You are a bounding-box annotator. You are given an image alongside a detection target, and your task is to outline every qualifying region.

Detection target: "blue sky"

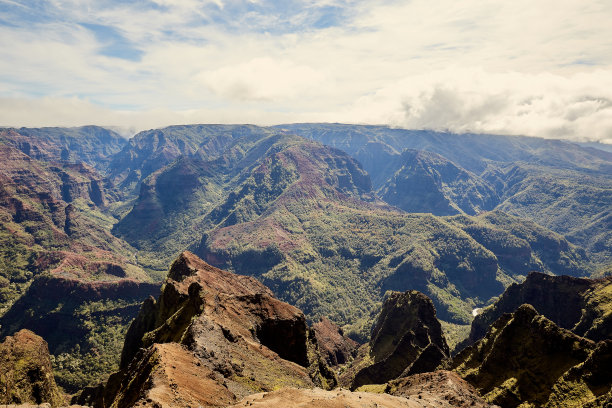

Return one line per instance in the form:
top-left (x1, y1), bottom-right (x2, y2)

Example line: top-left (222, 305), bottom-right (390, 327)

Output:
top-left (0, 0), bottom-right (611, 142)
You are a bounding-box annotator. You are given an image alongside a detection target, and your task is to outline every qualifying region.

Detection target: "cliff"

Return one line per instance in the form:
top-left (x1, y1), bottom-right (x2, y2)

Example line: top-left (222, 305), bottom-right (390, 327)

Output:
top-left (76, 251), bottom-right (336, 408)
top-left (0, 329), bottom-right (64, 407)
top-left (340, 290), bottom-right (450, 389)
top-left (463, 272), bottom-right (612, 348)
top-left (452, 304), bottom-right (611, 407)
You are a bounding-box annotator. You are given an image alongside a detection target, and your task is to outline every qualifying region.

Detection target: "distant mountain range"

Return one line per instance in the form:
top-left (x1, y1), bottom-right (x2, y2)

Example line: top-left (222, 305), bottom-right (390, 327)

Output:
top-left (0, 123), bottom-right (610, 391)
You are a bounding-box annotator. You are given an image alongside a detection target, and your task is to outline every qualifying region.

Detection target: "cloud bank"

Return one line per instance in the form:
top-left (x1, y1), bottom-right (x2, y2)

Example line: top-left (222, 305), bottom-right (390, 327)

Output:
top-left (0, 0), bottom-right (611, 142)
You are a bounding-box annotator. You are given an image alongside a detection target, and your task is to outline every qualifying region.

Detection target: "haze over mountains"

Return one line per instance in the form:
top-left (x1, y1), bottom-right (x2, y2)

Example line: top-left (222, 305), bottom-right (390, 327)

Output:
top-left (0, 123), bottom-right (610, 406)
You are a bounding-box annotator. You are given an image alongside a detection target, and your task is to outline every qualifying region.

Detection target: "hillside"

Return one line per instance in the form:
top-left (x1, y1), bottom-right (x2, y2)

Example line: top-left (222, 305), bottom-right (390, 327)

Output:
top-left (0, 144), bottom-right (149, 314)
top-left (0, 123), bottom-right (609, 393)
top-left (189, 135), bottom-right (589, 337)
top-left (0, 126), bottom-right (126, 172)
top-left (276, 123), bottom-right (612, 265)
top-left (452, 304), bottom-right (611, 407)
top-left (463, 272), bottom-right (612, 348)
top-left (379, 149), bottom-right (498, 215)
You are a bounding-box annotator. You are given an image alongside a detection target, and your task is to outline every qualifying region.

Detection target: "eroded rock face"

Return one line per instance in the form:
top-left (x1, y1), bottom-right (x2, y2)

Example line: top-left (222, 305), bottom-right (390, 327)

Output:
top-left (452, 304), bottom-right (612, 408)
top-left (0, 330), bottom-right (64, 407)
top-left (83, 251), bottom-right (335, 408)
top-left (341, 290), bottom-right (450, 389)
top-left (386, 370), bottom-right (496, 408)
top-left (462, 272), bottom-right (612, 349)
top-left (312, 316), bottom-right (358, 367)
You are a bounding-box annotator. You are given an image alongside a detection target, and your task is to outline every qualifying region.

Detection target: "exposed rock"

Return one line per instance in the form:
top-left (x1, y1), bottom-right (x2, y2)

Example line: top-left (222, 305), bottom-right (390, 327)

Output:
top-left (0, 330), bottom-right (64, 407)
top-left (312, 316), bottom-right (358, 366)
top-left (386, 370), bottom-right (496, 408)
top-left (461, 272), bottom-right (612, 349)
top-left (341, 290), bottom-right (450, 389)
top-left (229, 387), bottom-right (429, 408)
top-left (94, 342), bottom-right (236, 408)
top-left (452, 304), bottom-right (611, 407)
top-left (83, 251), bottom-right (336, 408)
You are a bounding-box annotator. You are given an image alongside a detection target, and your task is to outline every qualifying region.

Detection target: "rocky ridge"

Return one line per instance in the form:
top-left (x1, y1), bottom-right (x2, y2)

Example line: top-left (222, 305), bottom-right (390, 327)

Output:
top-left (452, 304), bottom-right (612, 407)
top-left (339, 290), bottom-right (450, 389)
top-left (76, 251), bottom-right (337, 408)
top-left (463, 272), bottom-right (612, 348)
top-left (73, 252), bottom-right (501, 408)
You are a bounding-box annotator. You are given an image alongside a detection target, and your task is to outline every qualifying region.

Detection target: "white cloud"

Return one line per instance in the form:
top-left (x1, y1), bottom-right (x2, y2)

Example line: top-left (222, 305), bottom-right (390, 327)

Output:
top-left (0, 0), bottom-right (611, 142)
top-left (342, 68), bottom-right (612, 142)
top-left (196, 57), bottom-right (327, 101)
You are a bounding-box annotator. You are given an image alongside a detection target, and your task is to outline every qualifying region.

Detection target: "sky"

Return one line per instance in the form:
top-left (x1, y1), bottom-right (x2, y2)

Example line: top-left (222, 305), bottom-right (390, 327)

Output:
top-left (0, 0), bottom-right (611, 142)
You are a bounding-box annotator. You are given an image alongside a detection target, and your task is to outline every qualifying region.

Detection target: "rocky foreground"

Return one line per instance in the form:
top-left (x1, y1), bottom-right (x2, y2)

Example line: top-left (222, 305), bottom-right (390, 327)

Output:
top-left (2, 252), bottom-right (611, 408)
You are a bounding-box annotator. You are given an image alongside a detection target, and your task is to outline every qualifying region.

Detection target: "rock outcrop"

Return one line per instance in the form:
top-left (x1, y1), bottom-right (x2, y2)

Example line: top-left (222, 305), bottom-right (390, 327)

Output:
top-left (228, 386), bottom-right (451, 408)
top-left (452, 304), bottom-right (612, 407)
top-left (462, 272), bottom-right (612, 348)
top-left (77, 251), bottom-right (336, 408)
top-left (0, 330), bottom-right (64, 407)
top-left (340, 290), bottom-right (450, 389)
top-left (312, 316), bottom-right (358, 367)
top-left (386, 370), bottom-right (495, 408)
top-left (227, 370), bottom-right (497, 408)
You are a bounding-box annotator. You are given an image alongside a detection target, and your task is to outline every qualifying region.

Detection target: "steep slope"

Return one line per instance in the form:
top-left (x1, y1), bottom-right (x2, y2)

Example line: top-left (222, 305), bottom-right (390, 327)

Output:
top-left (312, 317), bottom-right (358, 367)
top-left (379, 149), bottom-right (498, 215)
top-left (0, 144), bottom-right (148, 314)
top-left (452, 304), bottom-right (611, 407)
top-left (196, 138), bottom-right (589, 334)
top-left (107, 124), bottom-right (277, 194)
top-left (486, 163), bottom-right (612, 263)
top-left (0, 276), bottom-right (160, 392)
top-left (463, 272), bottom-right (612, 347)
top-left (77, 251), bottom-right (336, 408)
top-left (447, 211), bottom-right (591, 281)
top-left (275, 123), bottom-right (612, 264)
top-left (340, 291), bottom-right (450, 389)
top-left (0, 133), bottom-right (165, 392)
top-left (0, 329), bottom-right (65, 407)
top-left (112, 133), bottom-right (317, 271)
top-left (0, 126), bottom-right (126, 172)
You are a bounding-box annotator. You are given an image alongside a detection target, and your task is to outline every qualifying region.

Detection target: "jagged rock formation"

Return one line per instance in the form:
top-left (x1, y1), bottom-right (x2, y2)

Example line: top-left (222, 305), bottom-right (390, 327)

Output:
top-left (462, 272), bottom-right (612, 348)
top-left (340, 291), bottom-right (450, 389)
top-left (386, 370), bottom-right (495, 408)
top-left (0, 329), bottom-right (64, 407)
top-left (379, 149), bottom-right (498, 215)
top-left (312, 316), bottom-right (358, 367)
top-left (76, 251), bottom-right (336, 408)
top-left (452, 304), bottom-right (612, 407)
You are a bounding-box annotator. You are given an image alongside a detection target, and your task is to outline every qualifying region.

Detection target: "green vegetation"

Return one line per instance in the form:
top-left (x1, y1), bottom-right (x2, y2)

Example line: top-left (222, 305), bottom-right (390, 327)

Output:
top-left (0, 123), bottom-right (609, 397)
top-left (0, 276), bottom-right (157, 393)
top-left (50, 298), bottom-right (137, 391)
